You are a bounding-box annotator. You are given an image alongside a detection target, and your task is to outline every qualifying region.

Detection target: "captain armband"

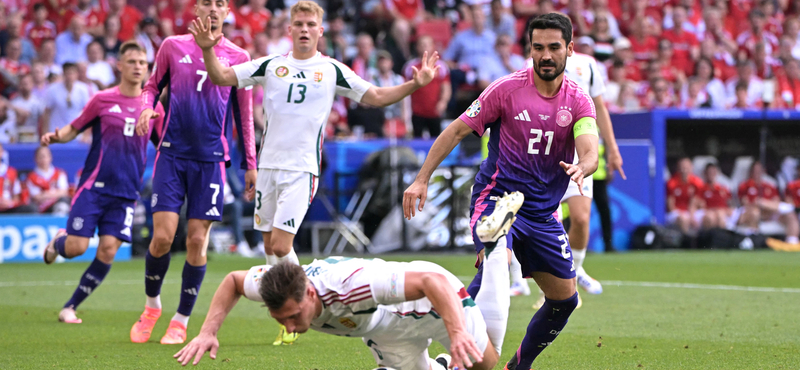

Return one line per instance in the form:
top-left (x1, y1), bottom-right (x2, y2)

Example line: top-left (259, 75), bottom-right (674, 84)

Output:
top-left (573, 117), bottom-right (598, 139)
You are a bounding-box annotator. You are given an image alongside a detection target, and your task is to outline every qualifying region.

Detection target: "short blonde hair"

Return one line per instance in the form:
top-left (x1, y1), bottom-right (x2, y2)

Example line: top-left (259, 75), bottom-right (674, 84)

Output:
top-left (290, 1), bottom-right (325, 22)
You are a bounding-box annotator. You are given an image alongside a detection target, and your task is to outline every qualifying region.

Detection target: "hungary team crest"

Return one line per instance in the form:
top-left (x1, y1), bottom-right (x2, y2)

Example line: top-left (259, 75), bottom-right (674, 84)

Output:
top-left (276, 66), bottom-right (289, 77)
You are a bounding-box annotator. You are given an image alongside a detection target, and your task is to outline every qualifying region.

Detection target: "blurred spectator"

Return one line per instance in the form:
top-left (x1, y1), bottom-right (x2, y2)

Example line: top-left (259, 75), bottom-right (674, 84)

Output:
top-left (0, 38), bottom-right (31, 95)
top-left (612, 37), bottom-right (639, 81)
top-left (736, 161), bottom-right (800, 245)
top-left (403, 35), bottom-right (451, 138)
top-left (265, 18), bottom-right (292, 56)
top-left (25, 146), bottom-right (70, 214)
top-left (0, 142), bottom-right (34, 213)
top-left (443, 5), bottom-right (497, 74)
top-left (487, 0), bottom-right (517, 41)
top-left (627, 17), bottom-right (658, 64)
top-left (725, 60), bottom-right (765, 108)
top-left (663, 0), bottom-right (704, 39)
top-left (61, 0), bottom-right (106, 36)
top-left (30, 62), bottom-right (49, 98)
top-left (55, 15), bottom-right (93, 66)
top-left (85, 41), bottom-right (116, 90)
top-left (98, 16), bottom-right (123, 62)
top-left (384, 0), bottom-right (424, 59)
top-left (0, 98), bottom-right (17, 143)
top-left (687, 58), bottom-right (727, 109)
top-left (731, 80), bottom-right (762, 108)
top-left (588, 11), bottom-right (615, 62)
top-left (609, 81), bottom-right (643, 112)
top-left (160, 0), bottom-right (195, 37)
top-left (662, 6), bottom-right (700, 76)
top-left (565, 0), bottom-right (590, 37)
top-left (1, 15), bottom-right (37, 65)
top-left (604, 59), bottom-right (627, 104)
top-left (777, 34), bottom-right (800, 65)
top-left (373, 51), bottom-right (408, 138)
top-left (654, 38), bottom-right (686, 85)
top-left (696, 162), bottom-right (732, 230)
top-left (135, 17), bottom-right (161, 64)
top-left (237, 0), bottom-right (272, 36)
top-left (753, 42), bottom-right (781, 79)
top-left (620, 0), bottom-right (662, 36)
top-left (24, 4), bottom-right (58, 49)
top-left (680, 76), bottom-right (712, 108)
top-left (666, 157), bottom-right (703, 234)
top-left (37, 39), bottom-right (63, 78)
top-left (776, 58), bottom-right (800, 109)
top-left (222, 17), bottom-right (253, 52)
top-left (105, 0), bottom-right (143, 42)
top-left (737, 9), bottom-right (779, 57)
top-left (348, 33), bottom-right (378, 80)
top-left (477, 34), bottom-right (525, 89)
top-left (324, 14), bottom-right (351, 61)
top-left (699, 37), bottom-right (737, 82)
top-left (701, 6), bottom-right (737, 54)
top-left (347, 34), bottom-right (382, 137)
top-left (587, 0), bottom-right (623, 38)
top-left (759, 0), bottom-right (783, 36)
top-left (10, 74), bottom-right (45, 142)
top-left (574, 35), bottom-right (595, 56)
top-left (785, 162), bottom-right (800, 212)
top-left (645, 77), bottom-right (677, 108)
top-left (42, 63), bottom-right (91, 135)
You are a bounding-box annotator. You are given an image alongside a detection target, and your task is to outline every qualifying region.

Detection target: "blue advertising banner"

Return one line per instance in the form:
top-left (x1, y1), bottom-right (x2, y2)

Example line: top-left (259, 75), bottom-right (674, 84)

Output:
top-left (0, 215), bottom-right (131, 264)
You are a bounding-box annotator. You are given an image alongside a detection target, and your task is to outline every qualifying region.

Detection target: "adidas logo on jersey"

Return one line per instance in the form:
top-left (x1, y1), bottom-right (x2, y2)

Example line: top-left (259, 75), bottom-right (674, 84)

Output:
top-left (293, 71), bottom-right (306, 79)
top-left (283, 218), bottom-right (296, 228)
top-left (514, 109), bottom-right (531, 121)
top-left (205, 207), bottom-right (220, 217)
top-left (179, 55), bottom-right (193, 64)
top-left (109, 104), bottom-right (122, 113)
top-left (183, 288), bottom-right (198, 296)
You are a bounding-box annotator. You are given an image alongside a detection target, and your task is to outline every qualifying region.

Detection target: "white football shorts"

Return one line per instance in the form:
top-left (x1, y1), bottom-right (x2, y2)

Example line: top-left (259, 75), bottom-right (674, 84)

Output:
top-left (254, 168), bottom-right (318, 234)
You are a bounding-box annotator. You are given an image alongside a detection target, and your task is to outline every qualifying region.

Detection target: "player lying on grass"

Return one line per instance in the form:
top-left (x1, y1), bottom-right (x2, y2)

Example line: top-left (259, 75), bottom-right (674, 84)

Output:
top-left (175, 192), bottom-right (524, 369)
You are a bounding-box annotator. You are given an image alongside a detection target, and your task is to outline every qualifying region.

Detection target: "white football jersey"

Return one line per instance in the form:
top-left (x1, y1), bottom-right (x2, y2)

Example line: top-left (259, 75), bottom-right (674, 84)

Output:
top-left (526, 52), bottom-right (605, 98)
top-left (233, 52), bottom-right (373, 176)
top-left (242, 257), bottom-right (473, 339)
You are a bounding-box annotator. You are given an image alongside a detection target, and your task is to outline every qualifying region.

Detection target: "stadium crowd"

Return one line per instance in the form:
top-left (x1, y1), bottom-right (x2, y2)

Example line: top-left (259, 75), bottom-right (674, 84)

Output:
top-left (2, 0), bottom-right (800, 237)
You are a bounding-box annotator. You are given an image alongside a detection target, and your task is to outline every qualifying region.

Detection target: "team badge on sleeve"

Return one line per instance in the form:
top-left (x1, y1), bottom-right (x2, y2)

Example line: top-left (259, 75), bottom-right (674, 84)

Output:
top-left (276, 66), bottom-right (289, 77)
top-left (466, 99), bottom-right (481, 117)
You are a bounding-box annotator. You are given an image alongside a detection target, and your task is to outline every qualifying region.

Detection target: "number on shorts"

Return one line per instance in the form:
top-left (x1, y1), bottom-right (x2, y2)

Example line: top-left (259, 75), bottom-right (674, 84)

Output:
top-left (123, 117), bottom-right (135, 137)
top-left (210, 183), bottom-right (220, 205)
top-left (124, 207), bottom-right (134, 227)
top-left (255, 190), bottom-right (262, 210)
top-left (558, 234), bottom-right (570, 259)
top-left (366, 339), bottom-right (384, 360)
top-left (196, 70), bottom-right (208, 92)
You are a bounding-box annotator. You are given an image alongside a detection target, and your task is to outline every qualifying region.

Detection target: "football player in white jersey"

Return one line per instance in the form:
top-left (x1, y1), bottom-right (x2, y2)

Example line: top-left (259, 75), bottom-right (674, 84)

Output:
top-left (190, 1), bottom-right (440, 344)
top-left (174, 194), bottom-right (524, 369)
top-left (514, 52), bottom-right (625, 307)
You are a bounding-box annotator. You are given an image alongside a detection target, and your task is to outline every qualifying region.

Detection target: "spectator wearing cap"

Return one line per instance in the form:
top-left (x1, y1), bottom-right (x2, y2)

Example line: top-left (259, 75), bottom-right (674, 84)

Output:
top-left (97, 16), bottom-right (123, 62)
top-left (487, 0), bottom-right (517, 41)
top-left (612, 37), bottom-right (642, 82)
top-left (662, 5), bottom-right (700, 76)
top-left (60, 0), bottom-right (106, 37)
top-left (41, 63), bottom-right (91, 135)
top-left (478, 34), bottom-right (526, 89)
top-left (24, 4), bottom-right (58, 49)
top-left (10, 74), bottom-right (45, 142)
top-left (588, 11), bottom-right (615, 62)
top-left (135, 17), bottom-right (162, 64)
top-left (85, 40), bottom-right (115, 90)
top-left (737, 9), bottom-right (779, 57)
top-left (161, 0), bottom-right (196, 37)
top-left (403, 35), bottom-right (451, 138)
top-left (725, 60), bottom-right (765, 108)
top-left (54, 15), bottom-right (93, 66)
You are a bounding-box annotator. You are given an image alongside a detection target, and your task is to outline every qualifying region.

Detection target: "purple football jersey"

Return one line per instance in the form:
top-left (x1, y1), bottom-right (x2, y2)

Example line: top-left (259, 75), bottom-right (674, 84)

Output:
top-left (141, 34), bottom-right (257, 170)
top-left (71, 86), bottom-right (165, 200)
top-left (460, 68), bottom-right (596, 219)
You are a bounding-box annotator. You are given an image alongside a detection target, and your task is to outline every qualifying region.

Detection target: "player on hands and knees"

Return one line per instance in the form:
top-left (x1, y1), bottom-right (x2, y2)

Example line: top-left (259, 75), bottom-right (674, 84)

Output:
top-left (190, 0), bottom-right (440, 344)
top-left (130, 0), bottom-right (257, 345)
top-left (403, 13), bottom-right (599, 369)
top-left (42, 41), bottom-right (164, 324)
top-left (517, 37), bottom-right (626, 308)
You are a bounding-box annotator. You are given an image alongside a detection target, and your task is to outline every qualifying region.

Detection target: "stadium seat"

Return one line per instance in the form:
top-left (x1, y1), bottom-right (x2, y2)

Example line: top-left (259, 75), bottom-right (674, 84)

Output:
top-left (730, 156), bottom-right (755, 194)
top-left (415, 19), bottom-right (453, 49)
top-left (692, 155), bottom-right (719, 177)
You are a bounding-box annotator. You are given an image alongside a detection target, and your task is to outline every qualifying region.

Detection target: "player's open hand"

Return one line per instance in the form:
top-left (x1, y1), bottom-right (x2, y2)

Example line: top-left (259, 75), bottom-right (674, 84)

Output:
top-left (243, 169), bottom-right (257, 202)
top-left (448, 329), bottom-right (483, 369)
top-left (411, 51), bottom-right (440, 88)
top-left (174, 332), bottom-right (219, 366)
top-left (560, 161), bottom-right (585, 196)
top-left (403, 180), bottom-right (428, 220)
top-left (40, 128), bottom-right (61, 146)
top-left (189, 16), bottom-right (223, 51)
top-left (136, 108), bottom-right (159, 136)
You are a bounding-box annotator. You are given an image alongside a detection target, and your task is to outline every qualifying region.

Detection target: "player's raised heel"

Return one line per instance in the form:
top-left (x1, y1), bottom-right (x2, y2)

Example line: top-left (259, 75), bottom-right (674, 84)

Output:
top-left (130, 306), bottom-right (161, 343)
top-left (58, 307), bottom-right (82, 324)
top-left (43, 229), bottom-right (66, 265)
top-left (160, 320), bottom-right (187, 344)
top-left (476, 192), bottom-right (524, 244)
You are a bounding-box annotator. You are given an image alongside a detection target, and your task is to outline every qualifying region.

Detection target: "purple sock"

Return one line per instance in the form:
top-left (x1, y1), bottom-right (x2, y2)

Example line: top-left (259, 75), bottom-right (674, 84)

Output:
top-left (466, 262), bottom-right (483, 299)
top-left (177, 261), bottom-right (206, 316)
top-left (64, 258), bottom-right (111, 309)
top-left (514, 292), bottom-right (579, 369)
top-left (144, 250), bottom-right (171, 297)
top-left (54, 235), bottom-right (68, 258)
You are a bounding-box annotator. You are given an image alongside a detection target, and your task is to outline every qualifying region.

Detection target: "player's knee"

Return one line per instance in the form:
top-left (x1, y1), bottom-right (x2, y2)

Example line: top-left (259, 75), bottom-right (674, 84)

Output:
top-left (150, 232), bottom-right (174, 253)
top-left (65, 236), bottom-right (90, 257)
top-left (570, 210), bottom-right (590, 229)
top-left (186, 231), bottom-right (207, 249)
top-left (96, 243), bottom-right (119, 263)
top-left (271, 242), bottom-right (292, 257)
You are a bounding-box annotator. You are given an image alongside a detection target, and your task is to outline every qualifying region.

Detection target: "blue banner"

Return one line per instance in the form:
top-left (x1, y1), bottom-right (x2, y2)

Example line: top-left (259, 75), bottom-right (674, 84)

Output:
top-left (0, 215), bottom-right (131, 264)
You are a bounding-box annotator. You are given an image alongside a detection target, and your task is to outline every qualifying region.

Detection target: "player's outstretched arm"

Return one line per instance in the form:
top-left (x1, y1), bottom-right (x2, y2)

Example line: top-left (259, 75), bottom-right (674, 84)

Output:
top-left (591, 95), bottom-right (625, 180)
top-left (361, 51), bottom-right (440, 107)
top-left (189, 17), bottom-right (238, 87)
top-left (174, 270), bottom-right (247, 366)
top-left (40, 125), bottom-right (78, 146)
top-left (404, 271), bottom-right (483, 369)
top-left (403, 118), bottom-right (473, 219)
top-left (560, 120), bottom-right (599, 196)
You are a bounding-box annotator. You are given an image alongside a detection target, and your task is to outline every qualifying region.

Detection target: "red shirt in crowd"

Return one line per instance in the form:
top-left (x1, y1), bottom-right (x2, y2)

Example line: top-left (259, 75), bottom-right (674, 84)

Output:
top-left (629, 35), bottom-right (658, 62)
top-left (161, 6), bottom-right (196, 36)
top-left (60, 6), bottom-right (106, 32)
top-left (384, 0), bottom-right (423, 20)
top-left (403, 58), bottom-right (449, 119)
top-left (24, 21), bottom-right (58, 48)
top-left (25, 166), bottom-right (69, 213)
top-left (236, 5), bottom-right (271, 35)
top-left (777, 75), bottom-right (800, 109)
top-left (698, 182), bottom-right (731, 209)
top-left (667, 174), bottom-right (703, 211)
top-left (0, 58), bottom-right (31, 92)
top-left (0, 166), bottom-right (24, 211)
top-left (738, 179), bottom-right (779, 204)
top-left (662, 29), bottom-right (699, 76)
top-left (785, 179), bottom-right (800, 207)
top-left (112, 5), bottom-right (143, 42)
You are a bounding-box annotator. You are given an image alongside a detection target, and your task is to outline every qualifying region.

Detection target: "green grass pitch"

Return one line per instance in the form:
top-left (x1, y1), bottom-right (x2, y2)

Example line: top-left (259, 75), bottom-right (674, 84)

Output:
top-left (2, 251), bottom-right (799, 369)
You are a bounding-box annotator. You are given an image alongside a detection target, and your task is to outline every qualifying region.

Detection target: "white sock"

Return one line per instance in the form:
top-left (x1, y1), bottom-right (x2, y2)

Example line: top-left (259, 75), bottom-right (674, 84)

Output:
top-left (146, 295), bottom-right (161, 309)
top-left (276, 248), bottom-right (299, 265)
top-left (787, 236), bottom-right (799, 244)
top-left (474, 238), bottom-right (510, 356)
top-left (171, 313), bottom-right (189, 326)
top-left (572, 247), bottom-right (587, 272)
top-left (265, 254), bottom-right (277, 266)
top-left (509, 253), bottom-right (524, 285)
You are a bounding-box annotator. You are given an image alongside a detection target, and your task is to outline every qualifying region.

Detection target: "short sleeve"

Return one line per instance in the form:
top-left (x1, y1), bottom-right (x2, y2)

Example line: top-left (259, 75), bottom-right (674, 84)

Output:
top-left (242, 265), bottom-right (271, 302)
top-left (458, 81), bottom-right (503, 137)
top-left (331, 60), bottom-right (373, 102)
top-left (69, 94), bottom-right (100, 132)
top-left (233, 55), bottom-right (272, 89)
top-left (588, 58), bottom-right (606, 98)
top-left (573, 88), bottom-right (597, 122)
top-left (367, 262), bottom-right (407, 305)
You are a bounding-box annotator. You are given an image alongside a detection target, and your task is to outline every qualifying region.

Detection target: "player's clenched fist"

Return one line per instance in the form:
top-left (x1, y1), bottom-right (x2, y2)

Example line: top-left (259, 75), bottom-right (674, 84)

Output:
top-left (403, 181), bottom-right (428, 220)
top-left (136, 108), bottom-right (159, 136)
top-left (174, 332), bottom-right (219, 366)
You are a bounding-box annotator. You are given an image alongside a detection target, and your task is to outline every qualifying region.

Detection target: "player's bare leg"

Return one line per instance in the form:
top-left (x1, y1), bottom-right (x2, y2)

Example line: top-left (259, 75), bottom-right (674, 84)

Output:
top-left (260, 231), bottom-right (276, 264)
top-left (131, 211), bottom-right (179, 343)
top-left (57, 235), bottom-right (121, 324)
top-left (436, 336), bottom-right (500, 370)
top-left (264, 228), bottom-right (301, 345)
top-left (566, 196), bottom-right (602, 297)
